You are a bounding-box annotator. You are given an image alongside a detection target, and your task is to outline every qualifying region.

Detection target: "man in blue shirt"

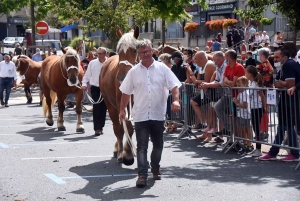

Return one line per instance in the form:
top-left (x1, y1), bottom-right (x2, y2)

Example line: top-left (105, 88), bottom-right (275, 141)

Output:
top-left (212, 39), bottom-right (221, 52)
top-left (32, 48), bottom-right (43, 62)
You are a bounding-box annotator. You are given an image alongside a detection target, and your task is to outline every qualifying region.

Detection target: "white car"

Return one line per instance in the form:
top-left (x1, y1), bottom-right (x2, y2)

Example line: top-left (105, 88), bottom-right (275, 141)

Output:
top-left (35, 40), bottom-right (63, 55)
top-left (3, 37), bottom-right (17, 47)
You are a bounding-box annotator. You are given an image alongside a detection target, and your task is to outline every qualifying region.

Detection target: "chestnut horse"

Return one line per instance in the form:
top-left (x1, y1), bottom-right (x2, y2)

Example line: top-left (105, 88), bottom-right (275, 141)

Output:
top-left (13, 55), bottom-right (42, 103)
top-left (41, 48), bottom-right (85, 132)
top-left (100, 27), bottom-right (139, 165)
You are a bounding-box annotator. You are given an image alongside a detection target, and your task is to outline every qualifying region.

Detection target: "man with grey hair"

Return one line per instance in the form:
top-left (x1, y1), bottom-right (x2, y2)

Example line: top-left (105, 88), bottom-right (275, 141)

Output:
top-left (32, 48), bottom-right (43, 62)
top-left (119, 39), bottom-right (181, 187)
top-left (82, 47), bottom-right (107, 136)
top-left (0, 54), bottom-right (18, 107)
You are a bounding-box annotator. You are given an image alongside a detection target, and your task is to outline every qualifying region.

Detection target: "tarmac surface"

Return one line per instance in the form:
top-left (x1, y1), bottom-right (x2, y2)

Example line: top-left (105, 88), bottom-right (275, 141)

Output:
top-left (0, 88), bottom-right (300, 201)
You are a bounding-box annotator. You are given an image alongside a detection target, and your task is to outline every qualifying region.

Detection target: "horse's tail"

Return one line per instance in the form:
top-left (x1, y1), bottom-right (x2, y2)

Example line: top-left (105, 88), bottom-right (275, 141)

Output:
top-left (43, 90), bottom-right (57, 117)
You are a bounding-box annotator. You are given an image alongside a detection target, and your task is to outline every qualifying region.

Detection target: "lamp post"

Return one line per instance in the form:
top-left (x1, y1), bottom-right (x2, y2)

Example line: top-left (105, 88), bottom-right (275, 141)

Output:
top-left (286, 24), bottom-right (289, 41)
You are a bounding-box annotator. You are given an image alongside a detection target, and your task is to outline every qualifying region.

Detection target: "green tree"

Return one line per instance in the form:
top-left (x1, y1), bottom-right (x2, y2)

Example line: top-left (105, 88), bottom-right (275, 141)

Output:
top-left (235, 0), bottom-right (300, 43)
top-left (141, 0), bottom-right (207, 44)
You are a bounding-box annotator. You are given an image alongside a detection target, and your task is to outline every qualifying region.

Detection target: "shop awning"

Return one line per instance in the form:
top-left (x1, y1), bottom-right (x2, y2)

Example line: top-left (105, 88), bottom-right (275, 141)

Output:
top-left (60, 24), bottom-right (78, 32)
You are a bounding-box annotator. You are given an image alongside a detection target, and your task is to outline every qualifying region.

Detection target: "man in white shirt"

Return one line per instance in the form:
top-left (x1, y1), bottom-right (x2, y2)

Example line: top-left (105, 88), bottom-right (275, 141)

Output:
top-left (119, 39), bottom-right (181, 187)
top-left (0, 55), bottom-right (17, 107)
top-left (32, 48), bottom-right (43, 62)
top-left (81, 47), bottom-right (107, 136)
top-left (261, 31), bottom-right (270, 47)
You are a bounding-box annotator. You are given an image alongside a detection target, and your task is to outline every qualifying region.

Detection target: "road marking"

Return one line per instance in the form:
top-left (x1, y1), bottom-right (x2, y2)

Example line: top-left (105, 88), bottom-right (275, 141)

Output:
top-left (44, 174), bottom-right (66, 184)
top-left (0, 141), bottom-right (89, 148)
top-left (22, 155), bottom-right (113, 160)
top-left (0, 143), bottom-right (9, 148)
top-left (0, 124), bottom-right (45, 128)
top-left (44, 173), bottom-right (137, 185)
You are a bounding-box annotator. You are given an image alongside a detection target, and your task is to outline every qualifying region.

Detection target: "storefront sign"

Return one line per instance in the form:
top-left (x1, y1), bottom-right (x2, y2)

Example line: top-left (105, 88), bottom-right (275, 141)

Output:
top-left (185, 4), bottom-right (199, 14)
top-left (9, 18), bottom-right (29, 24)
top-left (200, 3), bottom-right (236, 11)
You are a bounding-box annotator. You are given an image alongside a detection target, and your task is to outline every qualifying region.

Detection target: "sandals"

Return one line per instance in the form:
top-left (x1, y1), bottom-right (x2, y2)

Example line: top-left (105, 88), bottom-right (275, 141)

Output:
top-left (165, 124), bottom-right (177, 133)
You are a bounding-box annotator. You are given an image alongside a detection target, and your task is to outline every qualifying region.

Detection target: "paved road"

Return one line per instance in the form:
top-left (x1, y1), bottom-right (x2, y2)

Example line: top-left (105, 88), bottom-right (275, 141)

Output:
top-left (0, 88), bottom-right (300, 201)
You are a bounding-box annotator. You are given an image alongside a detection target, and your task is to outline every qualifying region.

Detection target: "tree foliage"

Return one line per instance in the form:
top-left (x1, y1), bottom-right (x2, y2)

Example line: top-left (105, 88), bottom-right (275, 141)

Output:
top-left (234, 0), bottom-right (300, 42)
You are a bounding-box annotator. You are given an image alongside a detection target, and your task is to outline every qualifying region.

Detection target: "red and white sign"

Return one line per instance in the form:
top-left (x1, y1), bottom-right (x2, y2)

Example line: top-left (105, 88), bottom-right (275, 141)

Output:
top-left (35, 21), bottom-right (49, 35)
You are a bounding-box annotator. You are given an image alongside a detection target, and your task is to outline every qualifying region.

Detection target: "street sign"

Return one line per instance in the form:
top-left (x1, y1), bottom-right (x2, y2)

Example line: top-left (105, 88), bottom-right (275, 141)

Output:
top-left (35, 21), bottom-right (49, 35)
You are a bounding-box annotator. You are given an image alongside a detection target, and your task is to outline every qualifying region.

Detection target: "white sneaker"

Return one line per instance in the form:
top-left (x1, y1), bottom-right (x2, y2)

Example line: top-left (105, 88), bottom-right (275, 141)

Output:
top-left (249, 149), bottom-right (262, 157)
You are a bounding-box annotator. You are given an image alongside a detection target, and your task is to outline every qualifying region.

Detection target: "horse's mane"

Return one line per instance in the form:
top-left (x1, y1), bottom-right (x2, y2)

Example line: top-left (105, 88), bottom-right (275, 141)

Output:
top-left (116, 32), bottom-right (138, 54)
top-left (61, 48), bottom-right (80, 68)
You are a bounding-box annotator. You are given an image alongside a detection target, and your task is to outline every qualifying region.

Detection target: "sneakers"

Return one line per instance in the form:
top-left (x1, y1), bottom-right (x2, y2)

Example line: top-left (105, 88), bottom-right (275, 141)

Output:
top-left (193, 123), bottom-right (206, 130)
top-left (259, 153), bottom-right (277, 161)
top-left (248, 149), bottom-right (262, 157)
top-left (136, 176), bottom-right (147, 188)
top-left (281, 154), bottom-right (299, 162)
top-left (237, 146), bottom-right (252, 155)
top-left (201, 127), bottom-right (211, 132)
top-left (213, 137), bottom-right (224, 144)
top-left (151, 168), bottom-right (161, 180)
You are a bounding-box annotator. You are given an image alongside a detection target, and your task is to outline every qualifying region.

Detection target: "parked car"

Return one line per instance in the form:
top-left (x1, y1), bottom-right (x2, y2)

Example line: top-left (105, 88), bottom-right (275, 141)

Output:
top-left (3, 37), bottom-right (17, 47)
top-left (16, 37), bottom-right (27, 46)
top-left (35, 40), bottom-right (63, 55)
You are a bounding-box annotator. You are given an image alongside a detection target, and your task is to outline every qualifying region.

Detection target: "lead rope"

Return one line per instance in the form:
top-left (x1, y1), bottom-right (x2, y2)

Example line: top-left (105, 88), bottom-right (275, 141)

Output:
top-left (122, 119), bottom-right (137, 157)
top-left (73, 83), bottom-right (103, 105)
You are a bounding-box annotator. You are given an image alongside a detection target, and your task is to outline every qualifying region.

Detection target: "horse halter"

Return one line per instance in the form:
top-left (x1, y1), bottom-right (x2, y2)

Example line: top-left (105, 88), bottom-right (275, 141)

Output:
top-left (60, 54), bottom-right (80, 87)
top-left (17, 58), bottom-right (30, 77)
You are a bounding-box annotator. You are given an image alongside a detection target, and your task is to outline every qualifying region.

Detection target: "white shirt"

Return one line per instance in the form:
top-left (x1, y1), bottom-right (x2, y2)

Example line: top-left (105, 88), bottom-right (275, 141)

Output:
top-left (119, 60), bottom-right (182, 122)
top-left (249, 81), bottom-right (262, 109)
top-left (82, 58), bottom-right (106, 87)
top-left (262, 35), bottom-right (269, 43)
top-left (258, 35), bottom-right (263, 43)
top-left (236, 90), bottom-right (251, 119)
top-left (0, 61), bottom-right (17, 80)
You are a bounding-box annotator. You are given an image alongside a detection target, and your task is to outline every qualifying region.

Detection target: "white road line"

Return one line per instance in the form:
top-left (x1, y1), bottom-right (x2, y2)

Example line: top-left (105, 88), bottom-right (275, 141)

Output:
top-left (0, 124), bottom-right (45, 127)
top-left (0, 132), bottom-right (59, 136)
top-left (22, 155), bottom-right (113, 160)
top-left (0, 141), bottom-right (89, 148)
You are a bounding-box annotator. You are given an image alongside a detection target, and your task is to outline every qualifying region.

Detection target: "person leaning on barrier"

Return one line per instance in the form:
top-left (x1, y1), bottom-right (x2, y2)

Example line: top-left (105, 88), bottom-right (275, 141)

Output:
top-left (259, 48), bottom-right (300, 162)
top-left (190, 51), bottom-right (215, 131)
top-left (119, 39), bottom-right (181, 187)
top-left (214, 50), bottom-right (245, 144)
top-left (198, 51), bottom-right (227, 142)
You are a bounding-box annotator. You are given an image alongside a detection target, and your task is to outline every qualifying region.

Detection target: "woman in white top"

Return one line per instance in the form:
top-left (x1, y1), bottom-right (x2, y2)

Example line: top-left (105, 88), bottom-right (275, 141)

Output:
top-left (245, 65), bottom-right (266, 157)
top-left (273, 31), bottom-right (284, 50)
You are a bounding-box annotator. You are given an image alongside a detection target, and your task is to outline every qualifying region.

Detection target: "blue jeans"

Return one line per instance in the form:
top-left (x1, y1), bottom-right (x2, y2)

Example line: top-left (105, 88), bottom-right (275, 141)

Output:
top-left (135, 120), bottom-right (165, 177)
top-left (269, 125), bottom-right (299, 158)
top-left (0, 77), bottom-right (13, 105)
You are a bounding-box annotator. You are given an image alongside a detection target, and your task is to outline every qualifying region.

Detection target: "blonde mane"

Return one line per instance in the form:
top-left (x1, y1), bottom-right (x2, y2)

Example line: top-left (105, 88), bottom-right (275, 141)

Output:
top-left (61, 48), bottom-right (80, 68)
top-left (116, 32), bottom-right (138, 54)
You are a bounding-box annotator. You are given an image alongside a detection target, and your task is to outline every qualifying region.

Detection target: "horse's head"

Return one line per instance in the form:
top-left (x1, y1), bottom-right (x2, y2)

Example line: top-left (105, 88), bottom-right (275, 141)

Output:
top-left (116, 26), bottom-right (139, 84)
top-left (61, 48), bottom-right (80, 86)
top-left (14, 55), bottom-right (30, 76)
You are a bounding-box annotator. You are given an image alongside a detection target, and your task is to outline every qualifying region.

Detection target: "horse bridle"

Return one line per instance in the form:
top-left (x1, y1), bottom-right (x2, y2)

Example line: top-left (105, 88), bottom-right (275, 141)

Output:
top-left (60, 54), bottom-right (80, 80)
top-left (17, 58), bottom-right (30, 76)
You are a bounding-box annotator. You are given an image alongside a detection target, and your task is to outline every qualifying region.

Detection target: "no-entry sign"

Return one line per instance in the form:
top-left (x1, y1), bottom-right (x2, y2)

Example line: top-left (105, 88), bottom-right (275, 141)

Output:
top-left (36, 21), bottom-right (49, 35)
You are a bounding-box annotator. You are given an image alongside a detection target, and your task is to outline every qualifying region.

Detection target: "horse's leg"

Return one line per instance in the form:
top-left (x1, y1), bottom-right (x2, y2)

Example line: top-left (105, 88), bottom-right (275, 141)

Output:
top-left (75, 90), bottom-right (84, 133)
top-left (106, 103), bottom-right (124, 163)
top-left (123, 120), bottom-right (134, 166)
top-left (24, 84), bottom-right (32, 104)
top-left (57, 94), bottom-right (66, 131)
top-left (43, 87), bottom-right (54, 126)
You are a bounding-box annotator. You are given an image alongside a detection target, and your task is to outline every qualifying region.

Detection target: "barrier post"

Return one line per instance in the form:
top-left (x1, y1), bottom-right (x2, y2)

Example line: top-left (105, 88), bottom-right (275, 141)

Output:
top-left (176, 83), bottom-right (197, 140)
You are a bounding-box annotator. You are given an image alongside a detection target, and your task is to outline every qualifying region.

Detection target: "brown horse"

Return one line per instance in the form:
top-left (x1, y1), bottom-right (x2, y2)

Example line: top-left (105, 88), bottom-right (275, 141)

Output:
top-left (41, 48), bottom-right (85, 132)
top-left (157, 44), bottom-right (180, 55)
top-left (100, 27), bottom-right (139, 165)
top-left (13, 55), bottom-right (42, 103)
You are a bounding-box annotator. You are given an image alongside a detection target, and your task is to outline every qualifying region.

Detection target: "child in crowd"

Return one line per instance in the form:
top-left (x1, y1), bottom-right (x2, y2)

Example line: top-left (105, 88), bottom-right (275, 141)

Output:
top-left (232, 76), bottom-right (252, 154)
top-left (245, 66), bottom-right (266, 157)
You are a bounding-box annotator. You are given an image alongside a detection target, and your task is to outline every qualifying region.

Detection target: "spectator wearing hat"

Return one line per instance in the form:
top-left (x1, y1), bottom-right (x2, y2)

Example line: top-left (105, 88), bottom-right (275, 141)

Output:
top-left (170, 51), bottom-right (186, 82)
top-left (212, 39), bottom-right (221, 52)
top-left (0, 54), bottom-right (18, 107)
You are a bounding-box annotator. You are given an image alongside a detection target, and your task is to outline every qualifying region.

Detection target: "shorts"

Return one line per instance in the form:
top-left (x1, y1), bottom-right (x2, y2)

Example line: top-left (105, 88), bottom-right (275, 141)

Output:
top-left (37, 77), bottom-right (42, 90)
top-left (192, 93), bottom-right (210, 107)
top-left (236, 117), bottom-right (251, 127)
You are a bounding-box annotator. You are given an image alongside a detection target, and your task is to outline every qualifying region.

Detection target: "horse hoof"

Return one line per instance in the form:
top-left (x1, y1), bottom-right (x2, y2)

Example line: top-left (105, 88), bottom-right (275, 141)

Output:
top-left (113, 151), bottom-right (118, 158)
top-left (58, 127), bottom-right (66, 131)
top-left (76, 128), bottom-right (85, 133)
top-left (46, 120), bottom-right (54, 126)
top-left (117, 157), bottom-right (123, 163)
top-left (123, 158), bottom-right (134, 166)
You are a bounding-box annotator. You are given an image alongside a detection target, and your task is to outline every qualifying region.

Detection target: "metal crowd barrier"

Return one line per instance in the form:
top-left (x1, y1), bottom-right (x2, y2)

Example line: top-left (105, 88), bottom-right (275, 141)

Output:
top-left (166, 83), bottom-right (300, 170)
